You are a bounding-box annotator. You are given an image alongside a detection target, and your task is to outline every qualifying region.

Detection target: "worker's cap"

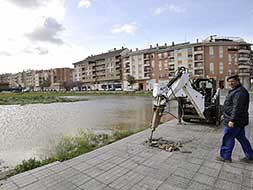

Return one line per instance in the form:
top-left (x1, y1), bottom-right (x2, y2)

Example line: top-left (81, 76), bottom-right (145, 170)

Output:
top-left (227, 74), bottom-right (240, 82)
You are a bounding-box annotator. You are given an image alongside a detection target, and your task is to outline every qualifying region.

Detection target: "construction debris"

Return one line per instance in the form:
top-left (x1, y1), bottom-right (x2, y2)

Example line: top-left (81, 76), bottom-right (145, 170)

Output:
top-left (145, 137), bottom-right (192, 153)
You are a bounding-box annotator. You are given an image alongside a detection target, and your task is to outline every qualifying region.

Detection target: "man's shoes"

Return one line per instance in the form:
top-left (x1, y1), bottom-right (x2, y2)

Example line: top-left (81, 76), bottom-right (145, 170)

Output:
top-left (216, 156), bottom-right (232, 163)
top-left (240, 157), bottom-right (253, 163)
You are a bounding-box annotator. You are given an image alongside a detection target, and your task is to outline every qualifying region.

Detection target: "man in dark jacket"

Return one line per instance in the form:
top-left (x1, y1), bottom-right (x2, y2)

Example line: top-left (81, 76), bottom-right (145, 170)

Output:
top-left (216, 75), bottom-right (253, 163)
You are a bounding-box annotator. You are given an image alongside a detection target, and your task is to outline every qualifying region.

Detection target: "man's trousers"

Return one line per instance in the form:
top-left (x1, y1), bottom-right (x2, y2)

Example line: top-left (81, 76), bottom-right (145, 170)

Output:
top-left (220, 126), bottom-right (253, 160)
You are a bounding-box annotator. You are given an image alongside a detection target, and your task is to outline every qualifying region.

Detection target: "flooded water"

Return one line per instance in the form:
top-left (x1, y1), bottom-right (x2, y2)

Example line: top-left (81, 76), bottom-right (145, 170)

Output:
top-left (0, 96), bottom-right (154, 166)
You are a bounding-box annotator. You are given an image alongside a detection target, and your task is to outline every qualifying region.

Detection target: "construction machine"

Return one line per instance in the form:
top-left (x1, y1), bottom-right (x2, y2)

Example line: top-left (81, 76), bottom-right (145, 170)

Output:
top-left (149, 67), bottom-right (222, 141)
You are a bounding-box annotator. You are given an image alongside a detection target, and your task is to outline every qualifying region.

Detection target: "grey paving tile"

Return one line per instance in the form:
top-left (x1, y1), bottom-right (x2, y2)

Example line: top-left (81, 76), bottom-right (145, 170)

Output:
top-left (9, 174), bottom-right (38, 188)
top-left (19, 182), bottom-right (48, 190)
top-left (173, 167), bottom-right (196, 179)
top-left (109, 171), bottom-right (145, 190)
top-left (118, 159), bottom-right (140, 170)
top-left (67, 172), bottom-right (92, 187)
top-left (128, 155), bottom-right (148, 164)
top-left (180, 162), bottom-right (200, 172)
top-left (192, 173), bottom-right (216, 186)
top-left (129, 176), bottom-right (163, 190)
top-left (58, 167), bottom-right (82, 179)
top-left (107, 156), bottom-right (128, 165)
top-left (71, 161), bottom-right (93, 172)
top-left (48, 180), bottom-right (78, 190)
top-left (0, 181), bottom-right (18, 190)
top-left (132, 164), bottom-right (172, 181)
top-left (157, 182), bottom-right (184, 190)
top-left (39, 174), bottom-right (65, 188)
top-left (164, 175), bottom-right (190, 189)
top-left (202, 160), bottom-right (223, 170)
top-left (214, 179), bottom-right (241, 190)
top-left (83, 166), bottom-right (105, 178)
top-left (30, 168), bottom-right (55, 179)
top-left (169, 153), bottom-right (188, 161)
top-left (242, 176), bottom-right (253, 189)
top-left (78, 179), bottom-right (107, 190)
top-left (95, 166), bottom-right (129, 185)
top-left (48, 163), bottom-right (70, 173)
top-left (186, 157), bottom-right (204, 165)
top-left (186, 181), bottom-right (212, 190)
top-left (198, 166), bottom-right (220, 178)
top-left (86, 158), bottom-right (104, 166)
top-left (219, 170), bottom-right (243, 184)
top-left (96, 161), bottom-right (117, 171)
top-left (242, 186), bottom-right (253, 190)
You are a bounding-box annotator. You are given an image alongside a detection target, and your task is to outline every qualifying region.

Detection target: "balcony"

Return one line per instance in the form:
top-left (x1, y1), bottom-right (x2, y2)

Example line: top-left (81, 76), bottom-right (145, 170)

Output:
top-left (194, 69), bottom-right (204, 76)
top-left (194, 54), bottom-right (203, 61)
top-left (194, 62), bottom-right (204, 69)
top-left (239, 57), bottom-right (250, 61)
top-left (96, 67), bottom-right (106, 71)
top-left (239, 49), bottom-right (250, 54)
top-left (238, 72), bottom-right (250, 76)
top-left (238, 64), bottom-right (250, 69)
top-left (83, 78), bottom-right (96, 83)
top-left (144, 56), bottom-right (150, 60)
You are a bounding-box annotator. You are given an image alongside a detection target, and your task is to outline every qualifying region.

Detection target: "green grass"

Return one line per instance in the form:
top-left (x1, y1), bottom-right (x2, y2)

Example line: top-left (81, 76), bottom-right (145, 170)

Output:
top-left (0, 92), bottom-right (87, 105)
top-left (0, 91), bottom-right (152, 105)
top-left (14, 126), bottom-right (148, 174)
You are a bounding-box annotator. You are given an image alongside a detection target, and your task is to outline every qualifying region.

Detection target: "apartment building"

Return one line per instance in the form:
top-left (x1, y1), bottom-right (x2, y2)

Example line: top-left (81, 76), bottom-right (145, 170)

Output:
top-left (147, 36), bottom-right (251, 89)
top-left (0, 68), bottom-right (73, 91)
top-left (73, 48), bottom-right (128, 90)
top-left (202, 36), bottom-right (251, 89)
top-left (250, 50), bottom-right (253, 88)
top-left (151, 42), bottom-right (197, 83)
top-left (49, 68), bottom-right (73, 90)
top-left (122, 47), bottom-right (156, 91)
top-left (9, 72), bottom-right (25, 87)
top-left (0, 73), bottom-right (11, 84)
top-left (34, 70), bottom-right (51, 90)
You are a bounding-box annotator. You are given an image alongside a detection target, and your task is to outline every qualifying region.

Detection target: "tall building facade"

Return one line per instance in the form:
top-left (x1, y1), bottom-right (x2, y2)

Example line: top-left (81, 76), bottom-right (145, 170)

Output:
top-left (203, 36), bottom-right (251, 89)
top-left (73, 48), bottom-right (128, 90)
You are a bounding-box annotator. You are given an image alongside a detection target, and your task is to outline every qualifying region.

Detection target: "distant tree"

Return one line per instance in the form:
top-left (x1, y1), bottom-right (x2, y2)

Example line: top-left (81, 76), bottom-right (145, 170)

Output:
top-left (127, 75), bottom-right (136, 88)
top-left (40, 78), bottom-right (51, 91)
top-left (63, 81), bottom-right (74, 91)
top-left (74, 81), bottom-right (83, 91)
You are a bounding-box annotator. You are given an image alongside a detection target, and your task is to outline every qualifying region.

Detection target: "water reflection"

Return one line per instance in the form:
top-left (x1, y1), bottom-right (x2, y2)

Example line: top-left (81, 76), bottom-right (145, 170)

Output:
top-left (0, 96), bottom-right (153, 165)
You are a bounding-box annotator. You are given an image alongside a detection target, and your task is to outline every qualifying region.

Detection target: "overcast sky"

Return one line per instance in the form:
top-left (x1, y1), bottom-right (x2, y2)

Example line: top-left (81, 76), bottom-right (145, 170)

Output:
top-left (0, 0), bottom-right (253, 74)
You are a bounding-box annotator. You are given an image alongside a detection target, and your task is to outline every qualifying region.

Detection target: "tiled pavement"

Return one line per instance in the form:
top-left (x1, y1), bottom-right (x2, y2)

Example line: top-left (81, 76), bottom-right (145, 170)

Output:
top-left (1, 102), bottom-right (253, 190)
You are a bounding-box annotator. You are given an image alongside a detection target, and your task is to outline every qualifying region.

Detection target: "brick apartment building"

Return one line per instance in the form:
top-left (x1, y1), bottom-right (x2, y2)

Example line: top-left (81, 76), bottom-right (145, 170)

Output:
top-left (0, 68), bottom-right (73, 91)
top-left (1, 35), bottom-right (252, 91)
top-left (73, 48), bottom-right (128, 90)
top-left (0, 73), bottom-right (11, 84)
top-left (50, 68), bottom-right (74, 90)
top-left (121, 36), bottom-right (252, 90)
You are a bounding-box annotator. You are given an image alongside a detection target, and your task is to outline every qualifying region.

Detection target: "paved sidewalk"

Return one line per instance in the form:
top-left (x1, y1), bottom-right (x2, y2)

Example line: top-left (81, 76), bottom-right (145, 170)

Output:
top-left (1, 103), bottom-right (253, 190)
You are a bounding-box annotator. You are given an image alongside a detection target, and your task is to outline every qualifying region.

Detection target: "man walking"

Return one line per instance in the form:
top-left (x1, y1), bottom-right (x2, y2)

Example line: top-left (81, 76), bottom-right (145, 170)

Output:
top-left (216, 75), bottom-right (253, 163)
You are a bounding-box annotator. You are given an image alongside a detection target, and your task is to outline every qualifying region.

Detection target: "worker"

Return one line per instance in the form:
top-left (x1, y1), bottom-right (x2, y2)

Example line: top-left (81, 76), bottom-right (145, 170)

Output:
top-left (216, 75), bottom-right (253, 163)
top-left (199, 82), bottom-right (207, 96)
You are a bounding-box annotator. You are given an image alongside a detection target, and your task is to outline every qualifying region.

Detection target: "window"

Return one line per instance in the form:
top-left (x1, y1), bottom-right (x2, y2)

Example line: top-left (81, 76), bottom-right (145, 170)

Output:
top-left (151, 60), bottom-right (155, 68)
top-left (219, 46), bottom-right (223, 58)
top-left (209, 46), bottom-right (214, 56)
top-left (159, 60), bottom-right (162, 71)
top-left (234, 54), bottom-right (238, 64)
top-left (219, 62), bottom-right (223, 74)
top-left (209, 62), bottom-right (214, 74)
top-left (228, 69), bottom-right (232, 75)
top-left (228, 54), bottom-right (232, 64)
top-left (187, 47), bottom-right (192, 54)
